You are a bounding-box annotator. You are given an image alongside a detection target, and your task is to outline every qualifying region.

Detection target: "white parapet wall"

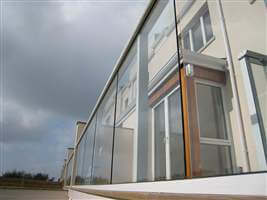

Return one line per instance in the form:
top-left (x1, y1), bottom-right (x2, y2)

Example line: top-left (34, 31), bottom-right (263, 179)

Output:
top-left (69, 173), bottom-right (267, 199)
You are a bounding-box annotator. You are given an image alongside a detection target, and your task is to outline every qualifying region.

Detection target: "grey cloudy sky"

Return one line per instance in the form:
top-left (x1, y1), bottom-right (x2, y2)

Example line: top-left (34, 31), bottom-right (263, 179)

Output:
top-left (0, 0), bottom-right (147, 178)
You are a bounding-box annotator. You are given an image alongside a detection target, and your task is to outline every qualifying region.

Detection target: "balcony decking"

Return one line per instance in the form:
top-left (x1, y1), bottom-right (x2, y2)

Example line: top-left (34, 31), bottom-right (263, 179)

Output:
top-left (0, 189), bottom-right (68, 200)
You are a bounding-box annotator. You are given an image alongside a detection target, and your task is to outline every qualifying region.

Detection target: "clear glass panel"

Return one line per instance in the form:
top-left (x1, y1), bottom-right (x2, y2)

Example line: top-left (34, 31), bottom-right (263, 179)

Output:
top-left (177, 0), bottom-right (267, 177)
top-left (196, 83), bottom-right (228, 140)
top-left (168, 89), bottom-right (185, 179)
top-left (137, 0), bottom-right (185, 182)
top-left (250, 62), bottom-right (267, 143)
top-left (213, 0), bottom-right (267, 173)
top-left (112, 45), bottom-right (137, 184)
top-left (81, 116), bottom-right (97, 185)
top-left (75, 136), bottom-right (86, 184)
top-left (191, 20), bottom-right (203, 52)
top-left (74, 144), bottom-right (81, 184)
top-left (115, 46), bottom-right (137, 123)
top-left (80, 135), bottom-right (88, 184)
top-left (154, 101), bottom-right (166, 181)
top-left (147, 0), bottom-right (177, 82)
top-left (66, 157), bottom-right (73, 186)
top-left (92, 78), bottom-right (117, 185)
top-left (244, 58), bottom-right (267, 168)
top-left (200, 144), bottom-right (232, 176)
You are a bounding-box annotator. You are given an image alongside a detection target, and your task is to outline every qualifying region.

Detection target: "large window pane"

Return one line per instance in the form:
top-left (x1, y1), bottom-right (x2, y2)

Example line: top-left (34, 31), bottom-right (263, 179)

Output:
top-left (92, 78), bottom-right (117, 185)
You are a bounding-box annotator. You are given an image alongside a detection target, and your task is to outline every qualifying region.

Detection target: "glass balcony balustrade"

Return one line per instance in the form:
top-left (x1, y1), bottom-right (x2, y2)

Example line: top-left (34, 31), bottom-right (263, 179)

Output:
top-left (68, 0), bottom-right (267, 186)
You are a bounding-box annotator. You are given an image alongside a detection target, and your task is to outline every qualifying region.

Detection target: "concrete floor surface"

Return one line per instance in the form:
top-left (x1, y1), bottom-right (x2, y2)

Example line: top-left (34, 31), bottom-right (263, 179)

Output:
top-left (0, 189), bottom-right (68, 200)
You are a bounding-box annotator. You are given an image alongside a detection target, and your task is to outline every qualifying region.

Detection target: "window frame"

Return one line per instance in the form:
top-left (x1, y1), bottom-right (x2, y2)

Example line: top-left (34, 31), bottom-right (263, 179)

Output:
top-left (182, 6), bottom-right (214, 53)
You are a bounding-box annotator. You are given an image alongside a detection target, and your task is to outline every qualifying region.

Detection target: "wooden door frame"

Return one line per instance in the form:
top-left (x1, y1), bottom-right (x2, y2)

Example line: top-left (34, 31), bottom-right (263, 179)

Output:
top-left (180, 65), bottom-right (227, 178)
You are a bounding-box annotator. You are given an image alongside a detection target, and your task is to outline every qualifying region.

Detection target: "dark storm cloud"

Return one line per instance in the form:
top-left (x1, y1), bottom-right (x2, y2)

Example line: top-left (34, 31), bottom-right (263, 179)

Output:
top-left (1, 0), bottom-right (147, 177)
top-left (4, 1), bottom-right (146, 119)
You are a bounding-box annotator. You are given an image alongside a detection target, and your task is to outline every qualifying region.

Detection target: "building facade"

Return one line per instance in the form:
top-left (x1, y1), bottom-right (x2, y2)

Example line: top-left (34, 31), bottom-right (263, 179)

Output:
top-left (62, 0), bottom-right (267, 199)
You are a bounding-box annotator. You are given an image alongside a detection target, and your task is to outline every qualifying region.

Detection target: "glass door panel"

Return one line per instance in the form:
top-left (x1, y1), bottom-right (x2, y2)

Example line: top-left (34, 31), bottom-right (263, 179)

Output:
top-left (154, 101), bottom-right (166, 180)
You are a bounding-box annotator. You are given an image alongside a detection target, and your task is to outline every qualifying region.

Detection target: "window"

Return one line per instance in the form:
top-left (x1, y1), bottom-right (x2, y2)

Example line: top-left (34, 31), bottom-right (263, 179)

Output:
top-left (192, 20), bottom-right (204, 52)
top-left (203, 10), bottom-right (213, 42)
top-left (182, 8), bottom-right (213, 52)
top-left (183, 31), bottom-right (191, 50)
